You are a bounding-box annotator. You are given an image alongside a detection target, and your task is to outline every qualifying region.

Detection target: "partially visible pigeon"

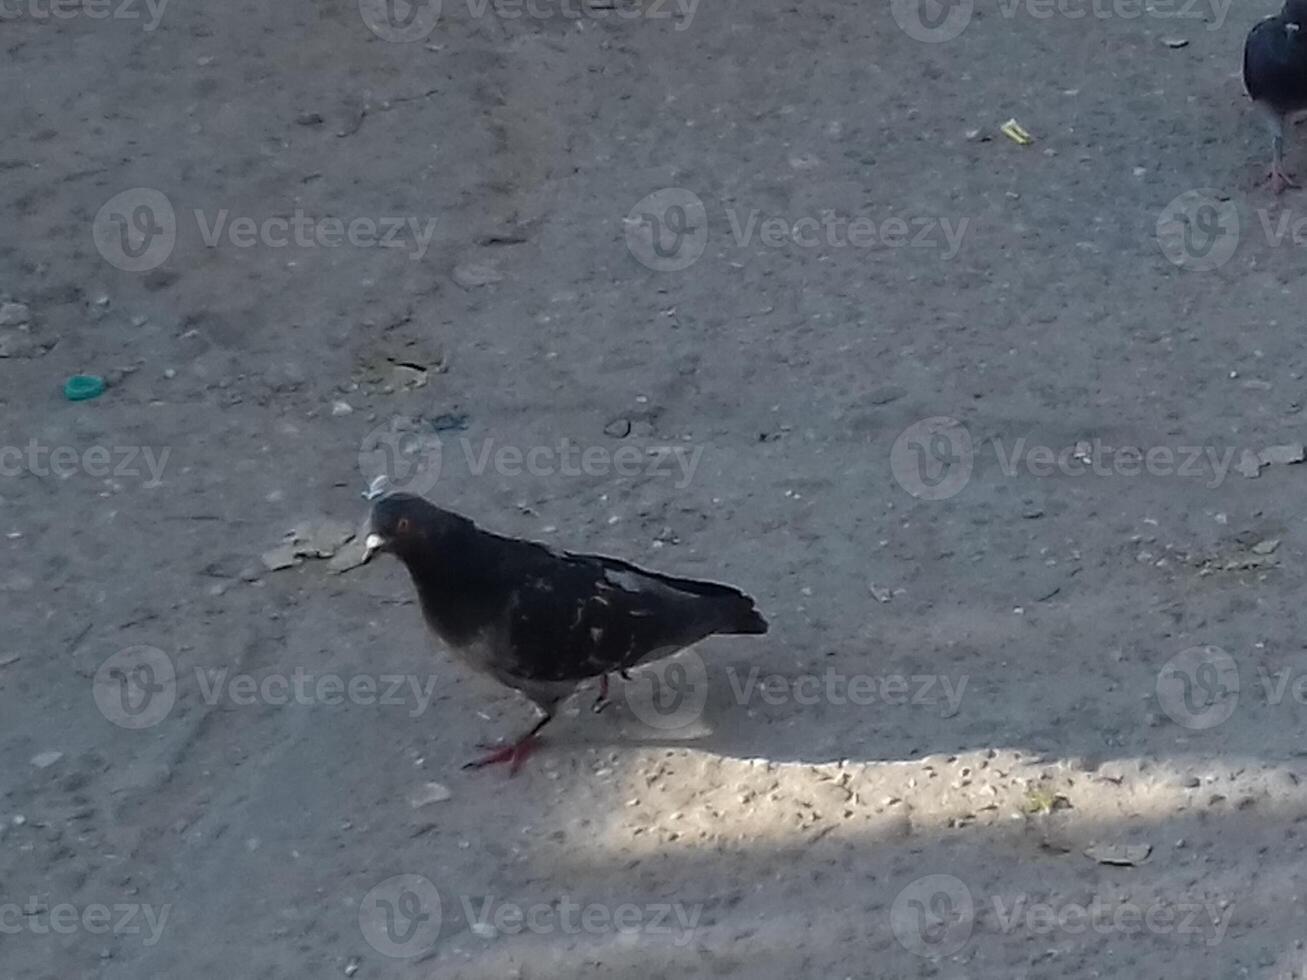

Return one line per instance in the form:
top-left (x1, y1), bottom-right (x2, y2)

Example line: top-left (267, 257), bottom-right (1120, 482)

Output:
top-left (1244, 0), bottom-right (1307, 193)
top-left (363, 493), bottom-right (768, 773)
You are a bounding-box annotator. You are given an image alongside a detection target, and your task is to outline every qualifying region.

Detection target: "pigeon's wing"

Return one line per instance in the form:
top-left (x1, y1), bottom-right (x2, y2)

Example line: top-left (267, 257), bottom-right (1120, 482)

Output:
top-left (489, 542), bottom-right (763, 683)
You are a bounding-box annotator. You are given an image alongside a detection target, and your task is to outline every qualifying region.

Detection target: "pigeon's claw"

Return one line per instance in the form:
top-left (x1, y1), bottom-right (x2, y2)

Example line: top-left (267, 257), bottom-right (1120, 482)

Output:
top-left (592, 674), bottom-right (611, 713)
top-left (1269, 164), bottom-right (1301, 194)
top-left (464, 714), bottom-right (552, 775)
top-left (464, 737), bottom-right (542, 775)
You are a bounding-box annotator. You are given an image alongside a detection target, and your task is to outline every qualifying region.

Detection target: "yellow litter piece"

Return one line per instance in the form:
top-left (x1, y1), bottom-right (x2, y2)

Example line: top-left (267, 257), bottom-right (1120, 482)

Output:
top-left (1000, 119), bottom-right (1033, 145)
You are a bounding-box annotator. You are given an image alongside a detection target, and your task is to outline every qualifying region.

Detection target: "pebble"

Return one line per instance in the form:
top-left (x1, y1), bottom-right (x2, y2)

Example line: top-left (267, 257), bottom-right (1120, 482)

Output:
top-left (331, 400), bottom-right (354, 416)
top-left (453, 262), bottom-right (503, 288)
top-left (31, 751), bottom-right (63, 769)
top-left (470, 922), bottom-right (498, 939)
top-left (604, 418), bottom-right (632, 438)
top-left (0, 302), bottom-right (31, 327)
top-left (408, 782), bottom-right (452, 807)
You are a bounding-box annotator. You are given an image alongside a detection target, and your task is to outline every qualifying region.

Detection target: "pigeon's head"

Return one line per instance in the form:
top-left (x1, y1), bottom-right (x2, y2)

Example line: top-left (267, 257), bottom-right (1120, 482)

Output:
top-left (1285, 0), bottom-right (1307, 26)
top-left (363, 493), bottom-right (469, 565)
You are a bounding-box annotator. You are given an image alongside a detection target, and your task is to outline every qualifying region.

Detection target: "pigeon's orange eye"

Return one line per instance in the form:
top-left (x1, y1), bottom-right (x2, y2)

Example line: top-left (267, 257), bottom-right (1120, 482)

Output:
top-left (397, 518), bottom-right (411, 534)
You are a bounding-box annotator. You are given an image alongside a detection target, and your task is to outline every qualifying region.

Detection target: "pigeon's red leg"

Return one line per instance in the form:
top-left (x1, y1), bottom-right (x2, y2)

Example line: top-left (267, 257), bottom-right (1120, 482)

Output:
top-left (592, 674), bottom-right (610, 713)
top-left (464, 714), bottom-right (551, 775)
top-left (1269, 163), bottom-right (1300, 194)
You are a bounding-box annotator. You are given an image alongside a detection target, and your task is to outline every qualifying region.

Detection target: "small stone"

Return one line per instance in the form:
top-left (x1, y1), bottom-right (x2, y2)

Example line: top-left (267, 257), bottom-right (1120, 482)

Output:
top-left (344, 961), bottom-right (360, 978)
top-left (604, 418), bottom-right (632, 438)
top-left (31, 751), bottom-right (63, 769)
top-left (392, 364), bottom-right (428, 389)
top-left (470, 922), bottom-right (498, 939)
top-left (1252, 538), bottom-right (1281, 555)
top-left (430, 412), bottom-right (469, 433)
top-left (1260, 443), bottom-right (1305, 466)
top-left (1161, 37), bottom-right (1189, 48)
top-left (261, 545), bottom-right (302, 571)
top-left (865, 385), bottom-right (907, 406)
top-left (295, 111), bottom-right (325, 126)
top-left (409, 782), bottom-right (452, 807)
top-left (453, 262), bottom-right (503, 288)
top-left (1183, 775), bottom-right (1201, 788)
top-left (292, 518), bottom-right (356, 559)
top-left (0, 302), bottom-right (31, 326)
top-left (331, 400), bottom-right (354, 416)
top-left (1085, 843), bottom-right (1151, 866)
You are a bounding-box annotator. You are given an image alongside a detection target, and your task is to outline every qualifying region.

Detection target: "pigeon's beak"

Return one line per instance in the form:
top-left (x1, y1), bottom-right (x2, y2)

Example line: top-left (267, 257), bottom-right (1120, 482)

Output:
top-left (362, 532), bottom-right (387, 562)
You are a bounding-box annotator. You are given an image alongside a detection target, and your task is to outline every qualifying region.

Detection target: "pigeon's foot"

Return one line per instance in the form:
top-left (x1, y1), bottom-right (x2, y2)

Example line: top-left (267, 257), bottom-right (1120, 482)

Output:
top-left (592, 674), bottom-right (611, 714)
top-left (464, 714), bottom-right (552, 775)
top-left (1267, 164), bottom-right (1300, 194)
top-left (463, 736), bottom-right (543, 775)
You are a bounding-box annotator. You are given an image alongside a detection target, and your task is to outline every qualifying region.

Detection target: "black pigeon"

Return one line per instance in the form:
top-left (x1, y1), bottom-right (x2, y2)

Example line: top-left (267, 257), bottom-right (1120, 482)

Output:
top-left (363, 493), bottom-right (767, 773)
top-left (1244, 0), bottom-right (1307, 193)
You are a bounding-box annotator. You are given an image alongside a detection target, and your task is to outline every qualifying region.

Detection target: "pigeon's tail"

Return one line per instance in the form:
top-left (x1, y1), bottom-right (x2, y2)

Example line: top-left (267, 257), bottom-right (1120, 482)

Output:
top-left (715, 596), bottom-right (768, 635)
